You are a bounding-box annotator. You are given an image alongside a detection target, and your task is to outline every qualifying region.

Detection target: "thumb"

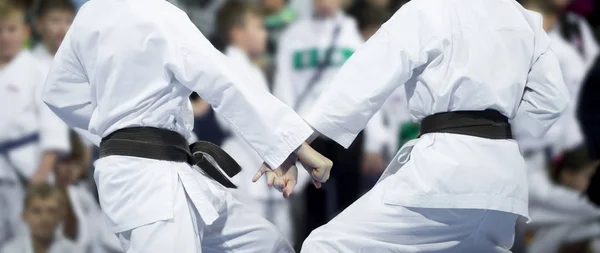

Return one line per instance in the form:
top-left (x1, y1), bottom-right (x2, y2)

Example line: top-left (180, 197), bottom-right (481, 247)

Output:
top-left (253, 163), bottom-right (270, 182)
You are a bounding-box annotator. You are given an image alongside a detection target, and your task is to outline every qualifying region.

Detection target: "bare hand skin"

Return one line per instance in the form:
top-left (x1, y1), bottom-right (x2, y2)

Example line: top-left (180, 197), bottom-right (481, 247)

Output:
top-left (296, 143), bottom-right (333, 184)
top-left (253, 142), bottom-right (333, 198)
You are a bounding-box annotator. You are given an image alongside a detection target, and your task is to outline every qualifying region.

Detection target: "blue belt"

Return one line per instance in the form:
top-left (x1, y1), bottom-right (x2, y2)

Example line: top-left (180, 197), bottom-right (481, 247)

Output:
top-left (0, 133), bottom-right (40, 154)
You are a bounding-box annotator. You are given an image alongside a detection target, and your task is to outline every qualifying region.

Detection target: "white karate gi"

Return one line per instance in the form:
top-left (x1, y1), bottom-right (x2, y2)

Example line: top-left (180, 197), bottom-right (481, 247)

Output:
top-left (32, 43), bottom-right (95, 148)
top-left (31, 44), bottom-right (54, 73)
top-left (365, 88), bottom-right (411, 161)
top-left (217, 46), bottom-right (293, 243)
top-left (0, 232), bottom-right (79, 253)
top-left (0, 50), bottom-right (70, 245)
top-left (42, 0), bottom-right (313, 252)
top-left (298, 0), bottom-right (569, 252)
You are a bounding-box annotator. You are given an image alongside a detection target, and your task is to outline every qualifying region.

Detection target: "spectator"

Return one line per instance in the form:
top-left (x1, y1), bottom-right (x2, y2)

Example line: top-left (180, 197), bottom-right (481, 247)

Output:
top-left (353, 6), bottom-right (395, 191)
top-left (31, 0), bottom-right (75, 71)
top-left (168, 0), bottom-right (225, 37)
top-left (189, 93), bottom-right (228, 146)
top-left (272, 0), bottom-right (366, 247)
top-left (527, 146), bottom-right (600, 253)
top-left (214, 1), bottom-right (295, 243)
top-left (54, 132), bottom-right (123, 253)
top-left (0, 183), bottom-right (79, 253)
top-left (262, 0), bottom-right (297, 56)
top-left (355, 5), bottom-right (390, 40)
top-left (0, 0), bottom-right (70, 245)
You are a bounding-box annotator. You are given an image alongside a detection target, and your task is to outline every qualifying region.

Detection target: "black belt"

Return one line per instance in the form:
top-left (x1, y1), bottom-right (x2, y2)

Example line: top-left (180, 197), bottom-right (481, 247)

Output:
top-left (419, 110), bottom-right (512, 139)
top-left (99, 127), bottom-right (241, 188)
top-left (0, 133), bottom-right (40, 154)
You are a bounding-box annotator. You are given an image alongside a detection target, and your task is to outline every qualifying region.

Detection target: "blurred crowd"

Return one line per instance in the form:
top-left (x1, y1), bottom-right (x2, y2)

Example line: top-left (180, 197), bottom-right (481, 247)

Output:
top-left (0, 0), bottom-right (599, 252)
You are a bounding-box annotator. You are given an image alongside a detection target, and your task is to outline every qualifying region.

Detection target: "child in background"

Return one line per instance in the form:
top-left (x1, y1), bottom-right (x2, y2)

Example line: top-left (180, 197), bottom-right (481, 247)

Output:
top-left (0, 0), bottom-right (70, 245)
top-left (54, 131), bottom-right (123, 253)
top-left (214, 1), bottom-right (295, 244)
top-left (526, 146), bottom-right (600, 253)
top-left (31, 0), bottom-right (75, 71)
top-left (273, 0), bottom-right (379, 245)
top-left (0, 183), bottom-right (78, 253)
top-left (262, 0), bottom-right (296, 56)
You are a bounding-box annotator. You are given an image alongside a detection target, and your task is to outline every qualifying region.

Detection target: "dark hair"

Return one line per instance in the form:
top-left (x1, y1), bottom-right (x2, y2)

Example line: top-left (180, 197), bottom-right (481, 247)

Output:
top-left (32, 0), bottom-right (74, 18)
top-left (357, 6), bottom-right (391, 31)
top-left (23, 183), bottom-right (64, 210)
top-left (550, 145), bottom-right (595, 182)
top-left (216, 1), bottom-right (262, 43)
top-left (0, 0), bottom-right (26, 18)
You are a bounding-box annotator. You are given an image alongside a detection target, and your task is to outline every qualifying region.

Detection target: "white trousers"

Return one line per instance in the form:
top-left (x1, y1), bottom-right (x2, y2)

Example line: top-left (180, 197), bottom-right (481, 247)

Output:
top-left (301, 175), bottom-right (519, 253)
top-left (114, 174), bottom-right (293, 253)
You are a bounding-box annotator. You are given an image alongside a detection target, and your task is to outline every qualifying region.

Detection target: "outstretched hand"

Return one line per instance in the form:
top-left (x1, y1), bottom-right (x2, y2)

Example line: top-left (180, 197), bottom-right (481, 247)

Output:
top-left (253, 142), bottom-right (333, 198)
top-left (253, 156), bottom-right (298, 198)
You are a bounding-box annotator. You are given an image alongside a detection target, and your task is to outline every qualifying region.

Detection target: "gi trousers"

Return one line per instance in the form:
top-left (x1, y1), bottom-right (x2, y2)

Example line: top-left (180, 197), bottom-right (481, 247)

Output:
top-left (301, 133), bottom-right (364, 245)
top-left (301, 174), bottom-right (519, 253)
top-left (94, 157), bottom-right (293, 253)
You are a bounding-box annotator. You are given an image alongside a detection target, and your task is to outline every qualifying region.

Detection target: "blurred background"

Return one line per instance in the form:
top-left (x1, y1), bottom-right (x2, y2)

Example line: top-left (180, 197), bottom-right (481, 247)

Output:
top-left (0, 0), bottom-right (599, 252)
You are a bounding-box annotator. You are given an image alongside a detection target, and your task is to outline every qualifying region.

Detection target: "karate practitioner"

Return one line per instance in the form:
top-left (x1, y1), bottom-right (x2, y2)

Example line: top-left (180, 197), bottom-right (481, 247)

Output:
top-left (0, 183), bottom-right (79, 253)
top-left (42, 0), bottom-right (332, 253)
top-left (31, 0), bottom-right (75, 71)
top-left (288, 0), bottom-right (569, 251)
top-left (0, 0), bottom-right (70, 245)
top-left (514, 3), bottom-right (600, 251)
top-left (214, 1), bottom-right (294, 243)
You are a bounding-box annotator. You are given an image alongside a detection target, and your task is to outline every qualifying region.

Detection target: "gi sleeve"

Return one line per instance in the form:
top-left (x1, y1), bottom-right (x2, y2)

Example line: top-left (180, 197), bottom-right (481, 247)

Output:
top-left (172, 18), bottom-right (313, 169)
top-left (33, 66), bottom-right (70, 153)
top-left (513, 18), bottom-right (570, 139)
top-left (43, 27), bottom-right (100, 146)
top-left (363, 111), bottom-right (388, 153)
top-left (303, 9), bottom-right (428, 148)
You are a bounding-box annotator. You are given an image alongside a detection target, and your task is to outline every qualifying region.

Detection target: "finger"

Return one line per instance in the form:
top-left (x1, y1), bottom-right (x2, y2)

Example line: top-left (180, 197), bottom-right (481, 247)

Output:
top-left (274, 177), bottom-right (285, 192)
top-left (267, 172), bottom-right (276, 186)
top-left (283, 179), bottom-right (296, 199)
top-left (312, 179), bottom-right (321, 189)
top-left (252, 165), bottom-right (270, 183)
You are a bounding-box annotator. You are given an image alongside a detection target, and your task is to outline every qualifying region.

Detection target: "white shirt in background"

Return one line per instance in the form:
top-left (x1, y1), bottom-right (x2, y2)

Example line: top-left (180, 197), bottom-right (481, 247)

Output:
top-left (0, 231), bottom-right (79, 253)
top-left (0, 51), bottom-right (70, 180)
